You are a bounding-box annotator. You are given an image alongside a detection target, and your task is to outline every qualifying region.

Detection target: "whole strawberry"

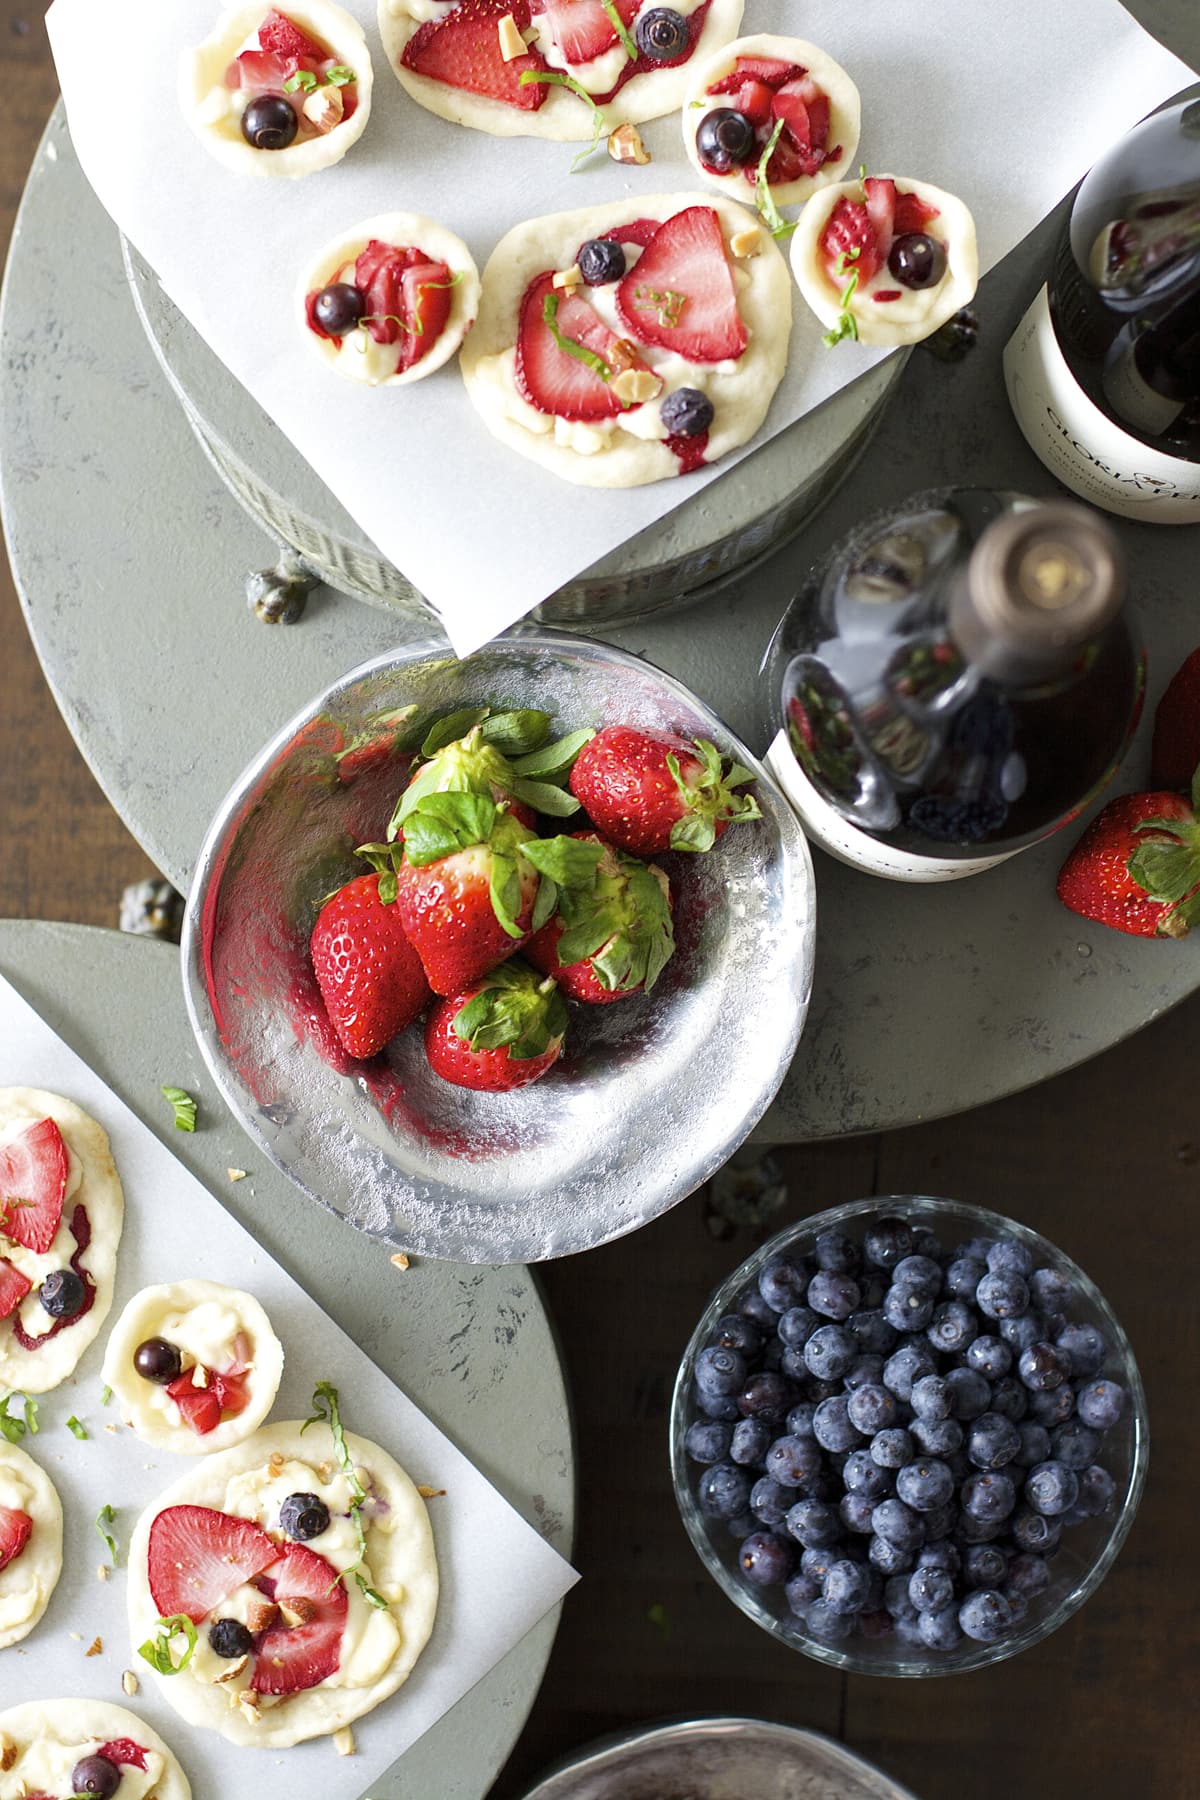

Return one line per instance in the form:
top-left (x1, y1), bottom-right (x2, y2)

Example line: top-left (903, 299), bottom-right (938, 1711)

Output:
top-left (1056, 770), bottom-right (1200, 938)
top-left (523, 831), bottom-right (674, 1003)
top-left (425, 961), bottom-right (568, 1091)
top-left (390, 712), bottom-right (592, 838)
top-left (1151, 646), bottom-right (1200, 791)
top-left (569, 726), bottom-right (760, 855)
top-left (310, 872), bottom-right (431, 1059)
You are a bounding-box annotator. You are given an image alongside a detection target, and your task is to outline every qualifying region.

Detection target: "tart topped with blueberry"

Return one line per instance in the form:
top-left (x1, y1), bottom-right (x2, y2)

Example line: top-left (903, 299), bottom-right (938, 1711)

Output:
top-left (682, 34), bottom-right (860, 211)
top-left (300, 212), bottom-right (481, 387)
top-left (461, 191), bottom-right (791, 486)
top-left (101, 1280), bottom-right (285, 1456)
top-left (0, 1698), bottom-right (191, 1799)
top-left (378, 0), bottom-right (743, 139)
top-left (0, 1441), bottom-right (62, 1652)
top-left (0, 1088), bottom-right (124, 1396)
top-left (181, 2), bottom-right (373, 177)
top-left (791, 172), bottom-right (979, 348)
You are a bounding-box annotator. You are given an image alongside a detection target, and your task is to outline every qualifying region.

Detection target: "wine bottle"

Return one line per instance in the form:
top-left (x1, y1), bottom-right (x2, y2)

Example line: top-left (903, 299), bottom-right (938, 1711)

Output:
top-left (1005, 91), bottom-right (1200, 521)
top-left (761, 490), bottom-right (1144, 882)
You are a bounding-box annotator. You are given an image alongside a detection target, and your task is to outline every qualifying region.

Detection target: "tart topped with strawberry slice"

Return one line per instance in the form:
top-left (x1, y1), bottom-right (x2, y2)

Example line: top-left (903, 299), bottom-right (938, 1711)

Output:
top-left (181, 2), bottom-right (373, 177)
top-left (101, 1280), bottom-right (285, 1456)
top-left (682, 34), bottom-right (860, 211)
top-left (0, 1699), bottom-right (191, 1800)
top-left (0, 1088), bottom-right (124, 1396)
top-left (461, 192), bottom-right (791, 487)
top-left (299, 212), bottom-right (481, 387)
top-left (791, 171), bottom-right (979, 348)
top-left (127, 1396), bottom-right (438, 1748)
top-left (0, 1442), bottom-right (63, 1652)
top-left (378, 0), bottom-right (743, 138)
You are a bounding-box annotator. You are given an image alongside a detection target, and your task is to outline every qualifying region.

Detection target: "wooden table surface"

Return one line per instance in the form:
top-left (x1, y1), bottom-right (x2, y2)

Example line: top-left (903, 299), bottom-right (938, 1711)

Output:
top-left (1, 8), bottom-right (1196, 1796)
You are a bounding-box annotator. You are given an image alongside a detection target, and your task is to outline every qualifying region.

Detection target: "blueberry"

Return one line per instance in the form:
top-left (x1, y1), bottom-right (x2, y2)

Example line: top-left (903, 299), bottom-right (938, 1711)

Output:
top-left (803, 1324), bottom-right (856, 1381)
top-left (999, 1312), bottom-right (1045, 1353)
top-left (869, 1533), bottom-right (915, 1576)
top-left (685, 1419), bottom-right (733, 1464)
top-left (976, 1270), bottom-right (1031, 1320)
top-left (805, 1597), bottom-right (855, 1641)
top-left (918, 1539), bottom-right (962, 1575)
top-left (694, 1344), bottom-right (746, 1398)
top-left (823, 1558), bottom-right (872, 1615)
top-left (1073, 1463), bottom-right (1117, 1518)
top-left (785, 1569), bottom-right (821, 1613)
top-left (577, 236), bottom-right (627, 285)
top-left (883, 1344), bottom-right (935, 1401)
top-left (872, 1497), bottom-right (924, 1551)
top-left (814, 1229), bottom-right (861, 1273)
top-left (1054, 1322), bottom-right (1106, 1379)
top-left (778, 1305), bottom-right (820, 1347)
top-left (241, 93), bottom-right (298, 151)
top-left (813, 1395), bottom-right (863, 1453)
top-left (1050, 1418), bottom-right (1100, 1470)
top-left (871, 1428), bottom-right (915, 1469)
top-left (695, 105), bottom-right (757, 173)
top-left (967, 1413), bottom-right (1021, 1471)
top-left (944, 1256), bottom-right (986, 1300)
top-left (846, 1383), bottom-right (898, 1437)
top-left (759, 1255), bottom-right (810, 1313)
top-left (844, 1354), bottom-right (886, 1392)
top-left (1024, 1460), bottom-right (1080, 1517)
top-left (893, 1611), bottom-right (927, 1646)
top-left (749, 1475), bottom-right (790, 1526)
top-left (863, 1216), bottom-right (914, 1269)
top-left (839, 1491), bottom-right (877, 1534)
top-left (961, 1471), bottom-right (1016, 1523)
top-left (695, 1390), bottom-right (740, 1421)
top-left (965, 1335), bottom-right (1012, 1379)
top-left (883, 1283), bottom-right (935, 1333)
top-left (1011, 1506), bottom-right (1062, 1554)
top-left (944, 1367), bottom-right (992, 1421)
top-left (911, 1226), bottom-right (943, 1261)
top-left (785, 1401), bottom-right (818, 1438)
top-left (843, 1448), bottom-right (892, 1499)
top-left (635, 5), bottom-right (690, 59)
top-left (1077, 1378), bottom-right (1127, 1429)
top-left (209, 1616), bottom-right (254, 1659)
top-left (892, 1255), bottom-right (942, 1296)
top-left (959, 1588), bottom-right (1013, 1643)
top-left (927, 1300), bottom-right (977, 1354)
top-left (801, 1545), bottom-right (837, 1583)
top-left (1006, 1551), bottom-right (1050, 1598)
top-left (909, 1566), bottom-right (955, 1612)
top-left (910, 1374), bottom-right (952, 1422)
top-left (697, 1462), bottom-right (752, 1519)
top-left (1027, 1384), bottom-right (1075, 1427)
top-left (917, 1603), bottom-right (963, 1649)
top-left (312, 283), bottom-right (365, 337)
top-left (728, 1418), bottom-right (771, 1466)
top-left (765, 1434), bottom-right (823, 1491)
top-left (785, 1498), bottom-right (841, 1547)
top-left (133, 1335), bottom-right (182, 1383)
top-left (660, 387), bottom-right (715, 438)
top-left (1015, 1422), bottom-right (1052, 1466)
top-left (808, 1270), bottom-right (861, 1321)
top-left (780, 1347), bottom-right (810, 1382)
top-left (70, 1757), bottom-right (121, 1797)
top-left (921, 1499), bottom-right (959, 1543)
top-left (961, 1543), bottom-right (1007, 1588)
top-left (847, 1309), bottom-right (899, 1356)
top-left (895, 1458), bottom-right (955, 1514)
top-left (1018, 1341), bottom-right (1070, 1391)
top-left (988, 1376), bottom-right (1029, 1423)
top-left (986, 1238), bottom-right (1033, 1277)
top-left (911, 1417), bottom-right (963, 1458)
top-left (957, 1237), bottom-right (996, 1264)
top-left (1030, 1267), bottom-right (1074, 1312)
top-left (280, 1491), bottom-right (331, 1541)
top-left (740, 1288), bottom-right (781, 1330)
top-left (709, 1312), bottom-right (764, 1356)
top-left (885, 1574), bottom-right (918, 1618)
top-left (859, 1271), bottom-right (889, 1309)
top-left (726, 1510), bottom-right (757, 1539)
top-left (737, 1529), bottom-right (795, 1586)
top-left (39, 1268), bottom-right (87, 1319)
top-left (737, 1370), bottom-right (795, 1423)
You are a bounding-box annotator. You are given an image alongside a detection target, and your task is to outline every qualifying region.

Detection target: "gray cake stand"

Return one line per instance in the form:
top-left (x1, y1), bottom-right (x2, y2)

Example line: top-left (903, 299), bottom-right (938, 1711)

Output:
top-left (5, 12), bottom-right (1200, 1143)
top-left (0, 917), bottom-right (574, 1800)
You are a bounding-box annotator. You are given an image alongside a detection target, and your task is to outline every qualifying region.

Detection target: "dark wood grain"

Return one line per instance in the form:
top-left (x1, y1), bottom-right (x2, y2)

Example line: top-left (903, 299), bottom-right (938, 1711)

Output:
top-left (1, 10), bottom-right (1196, 1799)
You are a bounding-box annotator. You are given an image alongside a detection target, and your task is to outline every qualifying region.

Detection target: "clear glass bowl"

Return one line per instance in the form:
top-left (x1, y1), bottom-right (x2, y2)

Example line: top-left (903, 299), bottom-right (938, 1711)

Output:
top-left (669, 1196), bottom-right (1148, 1676)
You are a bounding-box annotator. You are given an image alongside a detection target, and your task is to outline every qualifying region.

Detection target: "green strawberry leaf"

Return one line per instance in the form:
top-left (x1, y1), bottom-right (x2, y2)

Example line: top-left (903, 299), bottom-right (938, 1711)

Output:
top-left (511, 729), bottom-right (596, 780)
top-left (356, 843), bottom-right (403, 903)
top-left (451, 964), bottom-right (567, 1058)
top-left (1127, 829), bottom-right (1200, 903)
top-left (556, 903), bottom-right (624, 967)
top-left (521, 836), bottom-right (606, 887)
top-left (669, 813), bottom-right (718, 853)
top-left (420, 707), bottom-right (491, 757)
top-left (531, 875), bottom-right (559, 933)
top-left (508, 777), bottom-right (582, 817)
top-left (479, 710), bottom-right (553, 756)
top-left (725, 761), bottom-right (758, 791)
top-left (403, 792), bottom-right (496, 866)
top-left (489, 851), bottom-right (526, 937)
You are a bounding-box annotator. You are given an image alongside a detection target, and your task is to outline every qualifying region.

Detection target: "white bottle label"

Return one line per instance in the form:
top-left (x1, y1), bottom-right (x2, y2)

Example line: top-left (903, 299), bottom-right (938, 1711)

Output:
top-left (764, 729), bottom-right (1016, 884)
top-left (1004, 286), bottom-right (1200, 523)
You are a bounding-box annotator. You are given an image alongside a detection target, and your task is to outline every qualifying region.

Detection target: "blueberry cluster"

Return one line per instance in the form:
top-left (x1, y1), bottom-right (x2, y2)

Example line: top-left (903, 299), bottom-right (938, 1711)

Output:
top-left (684, 1214), bottom-right (1126, 1653)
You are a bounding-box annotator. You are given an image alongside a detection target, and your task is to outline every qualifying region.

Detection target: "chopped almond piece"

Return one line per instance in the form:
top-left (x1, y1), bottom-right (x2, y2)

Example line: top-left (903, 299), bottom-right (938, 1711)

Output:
top-left (731, 227), bottom-right (762, 258)
top-left (333, 1726), bottom-right (357, 1757)
top-left (280, 1595), bottom-right (317, 1626)
top-left (608, 338), bottom-right (640, 374)
top-left (417, 1484), bottom-right (446, 1499)
top-left (86, 1635), bottom-right (103, 1657)
top-left (612, 368), bottom-right (664, 404)
top-left (0, 1737), bottom-right (16, 1774)
top-left (390, 1252), bottom-right (410, 1270)
top-left (227, 1168), bottom-right (247, 1181)
top-left (497, 12), bottom-right (527, 60)
top-left (214, 1654), bottom-right (249, 1684)
top-left (553, 265), bottom-right (583, 291)
top-left (246, 1598), bottom-right (281, 1633)
top-left (303, 85), bottom-right (344, 133)
top-left (609, 123), bottom-right (650, 165)
top-left (122, 1669), bottom-right (140, 1697)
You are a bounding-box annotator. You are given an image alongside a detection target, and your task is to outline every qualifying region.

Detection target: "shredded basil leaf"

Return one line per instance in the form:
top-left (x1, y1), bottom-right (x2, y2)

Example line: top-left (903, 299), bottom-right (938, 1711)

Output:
top-left (326, 64), bottom-right (356, 85)
top-left (0, 1391), bottom-right (36, 1444)
top-left (283, 69), bottom-right (319, 93)
top-left (138, 1614), bottom-right (198, 1675)
top-left (542, 290), bottom-right (612, 381)
top-left (519, 71), bottom-right (606, 170)
top-left (66, 1415), bottom-right (88, 1440)
top-left (600, 0), bottom-right (637, 60)
top-left (303, 1382), bottom-right (390, 1612)
top-left (754, 119), bottom-right (798, 240)
top-left (100, 1383), bottom-right (113, 1406)
top-left (823, 247), bottom-right (861, 348)
top-left (161, 1086), bottom-right (197, 1132)
top-left (96, 1502), bottom-right (118, 1567)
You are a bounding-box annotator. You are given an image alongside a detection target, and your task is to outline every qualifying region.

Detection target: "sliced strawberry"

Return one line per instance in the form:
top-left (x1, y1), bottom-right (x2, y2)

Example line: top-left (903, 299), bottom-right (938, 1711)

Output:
top-left (232, 47), bottom-right (296, 90)
top-left (772, 86), bottom-right (810, 150)
top-left (820, 197), bottom-right (882, 284)
top-left (95, 1741), bottom-right (148, 1772)
top-left (733, 78), bottom-right (774, 126)
top-left (402, 0), bottom-right (548, 111)
top-left (166, 1372), bottom-right (223, 1436)
top-left (804, 91), bottom-right (830, 146)
top-left (0, 1506), bottom-right (32, 1572)
top-left (0, 1117), bottom-right (68, 1256)
top-left (864, 176), bottom-right (897, 258)
top-left (257, 9), bottom-right (329, 64)
top-left (211, 1367), bottom-right (251, 1415)
top-left (894, 189), bottom-right (942, 235)
top-left (0, 1258), bottom-right (31, 1321)
top-left (398, 260), bottom-right (454, 370)
top-left (530, 0), bottom-right (637, 66)
top-left (147, 1504), bottom-right (278, 1623)
top-left (766, 130), bottom-right (806, 186)
top-left (707, 58), bottom-right (805, 93)
top-left (251, 1542), bottom-right (348, 1696)
top-left (616, 207), bottom-right (747, 363)
top-left (516, 272), bottom-right (634, 422)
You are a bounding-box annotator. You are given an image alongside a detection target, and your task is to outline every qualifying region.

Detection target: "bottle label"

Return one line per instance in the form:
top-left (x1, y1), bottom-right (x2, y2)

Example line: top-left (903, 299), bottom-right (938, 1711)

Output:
top-left (1004, 286), bottom-right (1200, 523)
top-left (764, 730), bottom-right (1016, 884)
top-left (1101, 337), bottom-right (1186, 437)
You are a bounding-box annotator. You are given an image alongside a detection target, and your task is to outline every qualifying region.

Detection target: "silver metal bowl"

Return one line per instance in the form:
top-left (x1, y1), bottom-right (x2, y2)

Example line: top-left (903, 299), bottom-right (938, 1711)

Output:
top-left (520, 1716), bottom-right (919, 1799)
top-left (181, 631), bottom-right (816, 1263)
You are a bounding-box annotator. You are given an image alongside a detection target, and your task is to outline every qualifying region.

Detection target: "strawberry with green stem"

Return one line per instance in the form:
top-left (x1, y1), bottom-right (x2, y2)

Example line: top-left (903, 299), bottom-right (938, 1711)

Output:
top-left (569, 725), bottom-right (761, 856)
top-left (310, 872), bottom-right (431, 1059)
top-left (1056, 765), bottom-right (1200, 938)
top-left (391, 709), bottom-right (593, 836)
top-left (425, 960), bottom-right (568, 1091)
top-left (524, 831), bottom-right (674, 1002)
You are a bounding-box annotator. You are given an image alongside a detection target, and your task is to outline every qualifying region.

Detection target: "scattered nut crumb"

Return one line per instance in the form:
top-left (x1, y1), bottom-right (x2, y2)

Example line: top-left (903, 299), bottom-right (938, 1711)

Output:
top-left (237, 1688), bottom-right (261, 1717)
top-left (496, 12), bottom-right (527, 60)
top-left (227, 1168), bottom-right (247, 1182)
top-left (104, 1423), bottom-right (119, 1435)
top-left (318, 1459), bottom-right (334, 1482)
top-left (731, 226), bottom-right (762, 258)
top-left (612, 368), bottom-right (663, 404)
top-left (86, 1636), bottom-right (103, 1657)
top-left (97, 1563), bottom-right (110, 1581)
top-left (552, 264), bottom-right (582, 291)
top-left (280, 1596), bottom-right (317, 1627)
top-left (214, 1654), bottom-right (249, 1685)
top-left (121, 1670), bottom-right (140, 1697)
top-left (0, 1735), bottom-right (16, 1773)
top-left (302, 84), bottom-right (344, 133)
top-left (191, 1364), bottom-right (209, 1389)
top-left (609, 122), bottom-right (650, 165)
top-left (269, 1452), bottom-right (286, 1474)
top-left (417, 1485), bottom-right (446, 1499)
top-left (390, 1252), bottom-right (410, 1271)
top-left (69, 1631), bottom-right (83, 1642)
top-left (333, 1726), bottom-right (356, 1758)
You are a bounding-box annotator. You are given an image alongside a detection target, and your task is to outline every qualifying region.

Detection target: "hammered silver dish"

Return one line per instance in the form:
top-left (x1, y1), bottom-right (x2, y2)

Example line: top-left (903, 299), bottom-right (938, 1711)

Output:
top-left (520, 1716), bottom-right (919, 1799)
top-left (181, 631), bottom-right (816, 1263)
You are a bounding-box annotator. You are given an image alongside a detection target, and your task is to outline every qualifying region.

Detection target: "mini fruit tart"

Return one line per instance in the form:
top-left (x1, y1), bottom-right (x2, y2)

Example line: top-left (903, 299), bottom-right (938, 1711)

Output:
top-left (300, 213), bottom-right (481, 387)
top-left (181, 3), bottom-right (372, 178)
top-left (0, 1442), bottom-right (63, 1651)
top-left (461, 191), bottom-right (791, 487)
top-left (378, 0), bottom-right (743, 140)
top-left (0, 1698), bottom-right (191, 1799)
top-left (101, 1281), bottom-right (284, 1456)
top-left (791, 172), bottom-right (979, 348)
top-left (127, 1404), bottom-right (438, 1748)
top-left (682, 34), bottom-right (860, 209)
top-left (0, 1088), bottom-right (124, 1396)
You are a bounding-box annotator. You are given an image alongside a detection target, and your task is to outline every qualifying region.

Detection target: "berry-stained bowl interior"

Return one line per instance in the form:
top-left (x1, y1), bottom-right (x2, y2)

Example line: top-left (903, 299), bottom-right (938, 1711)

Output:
top-left (181, 631), bottom-right (816, 1263)
top-left (670, 1196), bottom-right (1148, 1675)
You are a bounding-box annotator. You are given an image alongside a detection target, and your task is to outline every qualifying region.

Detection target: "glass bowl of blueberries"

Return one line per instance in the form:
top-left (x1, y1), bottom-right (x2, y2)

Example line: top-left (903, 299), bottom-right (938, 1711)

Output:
top-left (670, 1196), bottom-right (1147, 1674)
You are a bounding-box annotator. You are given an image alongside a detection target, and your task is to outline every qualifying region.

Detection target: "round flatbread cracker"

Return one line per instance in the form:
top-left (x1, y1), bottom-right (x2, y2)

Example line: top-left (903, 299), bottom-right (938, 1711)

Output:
top-left (0, 1443), bottom-right (62, 1651)
top-left (127, 1420), bottom-right (439, 1748)
top-left (378, 0), bottom-right (743, 140)
top-left (790, 174), bottom-right (979, 347)
top-left (0, 1088), bottom-right (124, 1396)
top-left (180, 1), bottom-right (373, 178)
top-left (681, 34), bottom-right (860, 209)
top-left (101, 1280), bottom-right (285, 1455)
top-left (0, 1698), bottom-right (191, 1799)
top-left (298, 212), bottom-right (481, 386)
top-left (461, 191), bottom-right (791, 488)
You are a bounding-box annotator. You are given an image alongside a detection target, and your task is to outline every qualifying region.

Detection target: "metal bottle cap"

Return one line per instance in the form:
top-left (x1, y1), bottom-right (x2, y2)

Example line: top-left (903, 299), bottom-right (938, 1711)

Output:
top-left (950, 501), bottom-right (1127, 686)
